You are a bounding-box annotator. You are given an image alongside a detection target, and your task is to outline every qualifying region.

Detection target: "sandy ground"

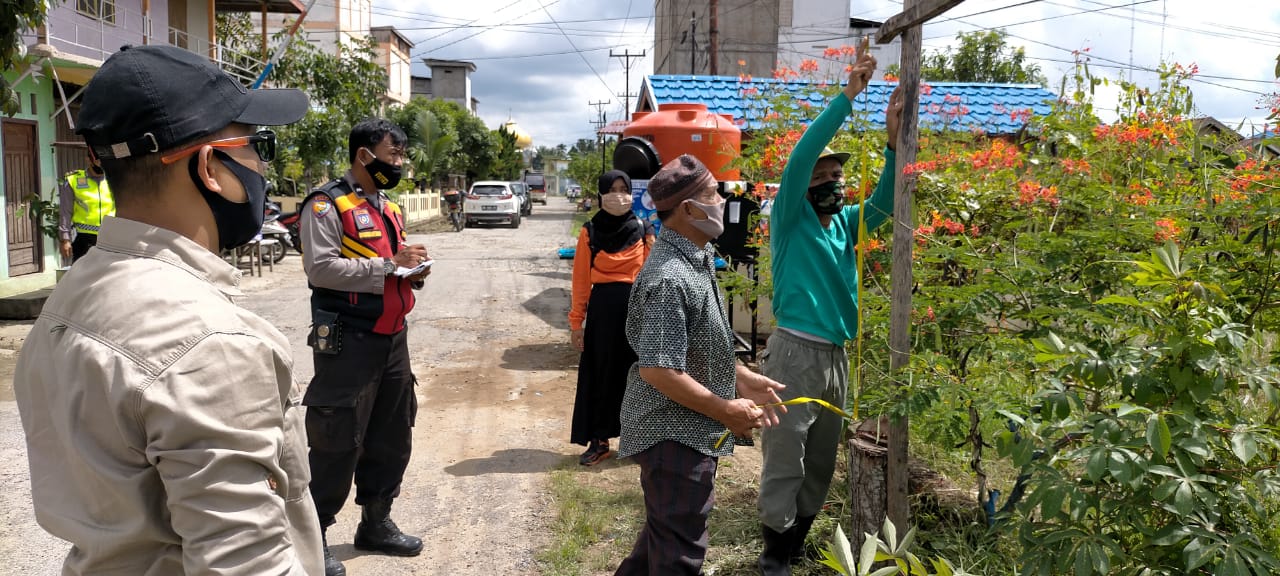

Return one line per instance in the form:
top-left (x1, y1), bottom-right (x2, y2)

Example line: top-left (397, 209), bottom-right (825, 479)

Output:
top-left (0, 199), bottom-right (588, 574)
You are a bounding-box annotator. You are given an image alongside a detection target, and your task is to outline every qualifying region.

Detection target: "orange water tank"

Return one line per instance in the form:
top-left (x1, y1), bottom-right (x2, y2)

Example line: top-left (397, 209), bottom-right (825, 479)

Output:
top-left (615, 103), bottom-right (741, 180)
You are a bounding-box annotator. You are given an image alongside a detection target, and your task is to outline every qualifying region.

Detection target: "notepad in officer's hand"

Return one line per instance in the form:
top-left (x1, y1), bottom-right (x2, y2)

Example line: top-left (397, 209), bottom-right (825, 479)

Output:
top-left (394, 259), bottom-right (433, 277)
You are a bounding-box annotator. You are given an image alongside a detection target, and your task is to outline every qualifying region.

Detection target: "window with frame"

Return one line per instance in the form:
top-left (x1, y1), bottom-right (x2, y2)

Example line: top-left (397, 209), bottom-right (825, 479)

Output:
top-left (77, 0), bottom-right (117, 24)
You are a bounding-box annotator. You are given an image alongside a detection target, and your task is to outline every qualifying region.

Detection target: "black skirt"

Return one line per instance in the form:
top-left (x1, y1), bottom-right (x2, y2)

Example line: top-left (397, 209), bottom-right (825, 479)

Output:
top-left (570, 282), bottom-right (636, 445)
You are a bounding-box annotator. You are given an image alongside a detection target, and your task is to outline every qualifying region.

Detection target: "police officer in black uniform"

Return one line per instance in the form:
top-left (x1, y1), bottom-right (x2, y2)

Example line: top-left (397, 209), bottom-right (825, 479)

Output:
top-left (299, 118), bottom-right (430, 576)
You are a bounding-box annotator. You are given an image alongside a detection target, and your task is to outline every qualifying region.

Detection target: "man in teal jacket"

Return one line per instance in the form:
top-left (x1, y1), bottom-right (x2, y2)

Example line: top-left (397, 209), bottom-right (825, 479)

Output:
top-left (757, 53), bottom-right (906, 575)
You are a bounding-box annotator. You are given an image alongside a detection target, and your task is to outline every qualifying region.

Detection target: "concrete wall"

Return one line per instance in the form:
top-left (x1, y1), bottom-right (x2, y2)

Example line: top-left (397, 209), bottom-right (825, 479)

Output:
top-left (0, 73), bottom-right (59, 298)
top-left (428, 66), bottom-right (471, 111)
top-left (775, 1), bottom-right (900, 80)
top-left (653, 0), bottom-right (779, 77)
top-left (374, 37), bottom-right (412, 105)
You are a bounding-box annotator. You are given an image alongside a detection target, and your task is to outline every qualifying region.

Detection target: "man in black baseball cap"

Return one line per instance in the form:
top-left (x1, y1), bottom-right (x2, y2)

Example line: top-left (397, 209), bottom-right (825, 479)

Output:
top-left (14, 44), bottom-right (325, 575)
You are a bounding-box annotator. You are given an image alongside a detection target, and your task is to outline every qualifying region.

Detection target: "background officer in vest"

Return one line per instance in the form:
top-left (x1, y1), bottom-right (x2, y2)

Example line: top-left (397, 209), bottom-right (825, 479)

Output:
top-left (299, 117), bottom-right (429, 576)
top-left (57, 148), bottom-right (115, 262)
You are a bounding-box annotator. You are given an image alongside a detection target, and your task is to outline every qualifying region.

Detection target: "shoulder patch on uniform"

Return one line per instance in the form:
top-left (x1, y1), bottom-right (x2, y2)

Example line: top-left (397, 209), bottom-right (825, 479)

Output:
top-left (312, 200), bottom-right (332, 217)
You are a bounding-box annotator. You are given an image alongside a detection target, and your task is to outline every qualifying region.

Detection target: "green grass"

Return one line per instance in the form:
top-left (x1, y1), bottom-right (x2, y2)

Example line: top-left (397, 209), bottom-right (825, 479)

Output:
top-left (536, 448), bottom-right (851, 576)
top-left (569, 208), bottom-right (597, 240)
top-left (536, 423), bottom-right (1024, 575)
top-left (537, 457), bottom-right (644, 576)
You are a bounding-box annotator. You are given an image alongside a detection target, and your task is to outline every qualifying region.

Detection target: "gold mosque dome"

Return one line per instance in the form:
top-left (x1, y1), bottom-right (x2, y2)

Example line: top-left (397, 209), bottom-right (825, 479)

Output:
top-left (502, 120), bottom-right (533, 149)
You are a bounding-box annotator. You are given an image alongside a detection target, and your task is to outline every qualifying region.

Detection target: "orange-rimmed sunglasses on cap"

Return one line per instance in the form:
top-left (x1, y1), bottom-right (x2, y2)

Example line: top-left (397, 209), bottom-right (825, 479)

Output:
top-left (159, 130), bottom-right (276, 165)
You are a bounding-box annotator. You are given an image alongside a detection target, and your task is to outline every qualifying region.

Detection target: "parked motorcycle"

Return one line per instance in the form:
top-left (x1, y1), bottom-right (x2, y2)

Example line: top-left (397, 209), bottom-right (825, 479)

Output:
top-left (277, 209), bottom-right (303, 253)
top-left (258, 200), bottom-right (291, 264)
top-left (443, 190), bottom-right (464, 232)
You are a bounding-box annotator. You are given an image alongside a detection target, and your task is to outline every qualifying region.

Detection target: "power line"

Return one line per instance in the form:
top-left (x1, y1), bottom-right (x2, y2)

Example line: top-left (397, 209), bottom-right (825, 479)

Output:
top-left (1065, 0), bottom-right (1280, 41)
top-left (536, 0), bottom-right (614, 97)
top-left (607, 0), bottom-right (635, 76)
top-left (922, 0), bottom-right (1161, 41)
top-left (931, 0), bottom-right (1045, 26)
top-left (1004, 32), bottom-right (1269, 95)
top-left (1040, 0), bottom-right (1280, 47)
top-left (411, 0), bottom-right (562, 58)
top-left (411, 0), bottom-right (522, 49)
top-left (462, 45), bottom-right (615, 61)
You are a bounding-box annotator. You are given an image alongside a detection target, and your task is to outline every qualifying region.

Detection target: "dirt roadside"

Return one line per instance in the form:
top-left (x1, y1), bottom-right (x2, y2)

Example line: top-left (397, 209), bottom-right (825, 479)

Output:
top-left (0, 200), bottom-right (587, 574)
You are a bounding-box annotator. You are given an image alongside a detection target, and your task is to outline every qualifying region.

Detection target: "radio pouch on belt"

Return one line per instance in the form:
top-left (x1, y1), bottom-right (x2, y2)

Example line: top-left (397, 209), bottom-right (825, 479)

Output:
top-left (308, 309), bottom-right (342, 356)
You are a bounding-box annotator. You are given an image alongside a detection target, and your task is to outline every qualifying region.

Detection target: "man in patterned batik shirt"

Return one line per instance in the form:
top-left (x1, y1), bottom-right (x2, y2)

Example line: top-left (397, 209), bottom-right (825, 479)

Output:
top-left (614, 154), bottom-right (787, 576)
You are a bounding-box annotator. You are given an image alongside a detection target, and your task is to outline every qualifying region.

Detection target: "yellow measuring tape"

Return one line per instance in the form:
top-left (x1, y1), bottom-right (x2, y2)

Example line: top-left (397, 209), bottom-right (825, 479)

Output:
top-left (713, 396), bottom-right (856, 450)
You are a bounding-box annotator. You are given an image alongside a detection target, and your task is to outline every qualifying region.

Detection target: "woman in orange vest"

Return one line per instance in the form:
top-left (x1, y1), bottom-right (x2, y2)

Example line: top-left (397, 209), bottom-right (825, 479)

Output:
top-left (569, 170), bottom-right (654, 465)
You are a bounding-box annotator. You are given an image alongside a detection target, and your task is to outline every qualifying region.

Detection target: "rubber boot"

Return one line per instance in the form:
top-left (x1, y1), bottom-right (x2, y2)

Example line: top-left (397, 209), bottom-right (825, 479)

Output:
top-left (322, 531), bottom-right (346, 576)
top-left (789, 515), bottom-right (817, 564)
top-left (353, 500), bottom-right (424, 557)
top-left (758, 524), bottom-right (794, 576)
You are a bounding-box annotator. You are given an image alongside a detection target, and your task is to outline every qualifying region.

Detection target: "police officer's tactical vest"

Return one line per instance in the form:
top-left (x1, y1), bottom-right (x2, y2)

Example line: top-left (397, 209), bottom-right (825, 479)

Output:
top-left (66, 170), bottom-right (115, 235)
top-left (305, 180), bottom-right (415, 335)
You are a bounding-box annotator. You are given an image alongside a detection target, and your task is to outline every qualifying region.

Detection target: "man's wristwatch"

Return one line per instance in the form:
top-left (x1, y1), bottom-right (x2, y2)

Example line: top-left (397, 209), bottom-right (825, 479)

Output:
top-left (383, 258), bottom-right (396, 276)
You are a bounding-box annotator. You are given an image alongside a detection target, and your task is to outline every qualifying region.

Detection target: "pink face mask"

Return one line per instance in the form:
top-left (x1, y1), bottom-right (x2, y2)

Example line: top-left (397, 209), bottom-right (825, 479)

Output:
top-left (685, 197), bottom-right (725, 239)
top-left (602, 192), bottom-right (632, 216)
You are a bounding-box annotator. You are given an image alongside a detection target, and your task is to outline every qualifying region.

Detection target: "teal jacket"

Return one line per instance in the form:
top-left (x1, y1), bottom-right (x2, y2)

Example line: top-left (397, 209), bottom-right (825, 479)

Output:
top-left (769, 91), bottom-right (896, 344)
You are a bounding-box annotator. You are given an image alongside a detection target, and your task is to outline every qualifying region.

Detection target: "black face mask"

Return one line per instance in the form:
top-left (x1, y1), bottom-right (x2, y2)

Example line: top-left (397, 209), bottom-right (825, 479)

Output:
top-left (189, 150), bottom-right (267, 251)
top-left (807, 180), bottom-right (845, 215)
top-left (363, 151), bottom-right (402, 190)
top-left (88, 163), bottom-right (104, 177)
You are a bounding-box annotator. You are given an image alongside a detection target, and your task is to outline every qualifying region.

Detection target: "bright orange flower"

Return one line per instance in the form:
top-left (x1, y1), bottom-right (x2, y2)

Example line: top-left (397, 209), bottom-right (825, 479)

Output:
top-left (1154, 218), bottom-right (1182, 243)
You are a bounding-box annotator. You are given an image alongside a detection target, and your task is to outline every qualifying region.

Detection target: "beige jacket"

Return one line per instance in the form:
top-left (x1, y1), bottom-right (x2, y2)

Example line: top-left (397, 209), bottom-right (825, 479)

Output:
top-left (14, 216), bottom-right (323, 575)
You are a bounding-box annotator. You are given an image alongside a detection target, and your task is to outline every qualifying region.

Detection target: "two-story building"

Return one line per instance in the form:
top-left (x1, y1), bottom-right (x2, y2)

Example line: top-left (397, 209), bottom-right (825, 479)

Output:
top-left (371, 26), bottom-right (414, 107)
top-left (653, 0), bottom-right (901, 80)
top-left (0, 0), bottom-right (295, 299)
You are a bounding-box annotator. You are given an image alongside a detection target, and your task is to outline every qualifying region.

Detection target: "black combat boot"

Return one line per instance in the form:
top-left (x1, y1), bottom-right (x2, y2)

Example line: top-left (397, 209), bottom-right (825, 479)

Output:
top-left (758, 524), bottom-right (795, 576)
top-left (353, 499), bottom-right (424, 557)
top-left (789, 515), bottom-right (817, 564)
top-left (322, 530), bottom-right (346, 576)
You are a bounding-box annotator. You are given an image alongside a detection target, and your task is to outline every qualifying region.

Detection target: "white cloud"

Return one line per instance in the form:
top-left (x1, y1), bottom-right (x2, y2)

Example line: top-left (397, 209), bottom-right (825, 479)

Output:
top-left (367, 0), bottom-right (1280, 147)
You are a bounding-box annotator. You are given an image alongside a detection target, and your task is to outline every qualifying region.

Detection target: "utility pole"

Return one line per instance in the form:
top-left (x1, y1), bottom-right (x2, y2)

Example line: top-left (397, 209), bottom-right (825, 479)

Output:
top-left (689, 12), bottom-right (696, 75)
top-left (709, 0), bottom-right (718, 75)
top-left (588, 100), bottom-right (610, 177)
top-left (611, 49), bottom-right (646, 121)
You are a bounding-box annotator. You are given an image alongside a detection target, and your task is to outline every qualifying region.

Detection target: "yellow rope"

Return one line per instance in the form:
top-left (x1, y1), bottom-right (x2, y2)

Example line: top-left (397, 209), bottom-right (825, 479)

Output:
top-left (713, 397), bottom-right (856, 450)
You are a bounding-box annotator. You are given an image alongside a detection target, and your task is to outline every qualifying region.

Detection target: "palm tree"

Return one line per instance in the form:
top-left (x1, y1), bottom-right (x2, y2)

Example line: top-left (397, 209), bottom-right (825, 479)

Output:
top-left (407, 109), bottom-right (456, 190)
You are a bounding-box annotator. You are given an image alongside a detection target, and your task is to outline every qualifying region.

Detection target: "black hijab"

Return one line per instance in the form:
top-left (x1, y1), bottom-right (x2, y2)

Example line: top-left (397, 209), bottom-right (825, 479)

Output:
top-left (588, 170), bottom-right (644, 254)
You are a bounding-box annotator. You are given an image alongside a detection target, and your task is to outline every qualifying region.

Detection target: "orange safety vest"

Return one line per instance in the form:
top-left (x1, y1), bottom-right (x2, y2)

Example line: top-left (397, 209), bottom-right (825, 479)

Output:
top-left (306, 182), bottom-right (415, 335)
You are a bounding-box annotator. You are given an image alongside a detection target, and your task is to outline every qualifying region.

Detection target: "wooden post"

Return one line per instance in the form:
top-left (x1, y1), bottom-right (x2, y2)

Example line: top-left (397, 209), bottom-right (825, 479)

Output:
top-left (142, 0), bottom-right (151, 44)
top-left (885, 11), bottom-right (920, 532)
top-left (876, 0), bottom-right (967, 535)
top-left (261, 2), bottom-right (269, 60)
top-left (207, 0), bottom-right (217, 60)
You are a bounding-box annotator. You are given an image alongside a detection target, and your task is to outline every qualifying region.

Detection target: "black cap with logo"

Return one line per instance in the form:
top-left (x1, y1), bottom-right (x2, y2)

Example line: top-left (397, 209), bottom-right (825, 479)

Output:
top-left (76, 44), bottom-right (309, 160)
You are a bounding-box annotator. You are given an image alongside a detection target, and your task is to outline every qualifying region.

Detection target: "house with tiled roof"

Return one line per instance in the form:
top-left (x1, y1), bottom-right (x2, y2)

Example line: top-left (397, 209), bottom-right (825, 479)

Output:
top-left (634, 74), bottom-right (1059, 135)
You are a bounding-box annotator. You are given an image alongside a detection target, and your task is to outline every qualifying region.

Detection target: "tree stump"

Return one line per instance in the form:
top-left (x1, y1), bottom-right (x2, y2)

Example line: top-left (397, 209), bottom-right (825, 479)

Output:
top-left (848, 417), bottom-right (985, 552)
top-left (848, 417), bottom-right (890, 548)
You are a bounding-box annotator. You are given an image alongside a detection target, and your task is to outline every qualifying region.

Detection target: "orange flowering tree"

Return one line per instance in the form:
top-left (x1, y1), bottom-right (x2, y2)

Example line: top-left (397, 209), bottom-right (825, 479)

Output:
top-left (734, 51), bottom-right (1280, 573)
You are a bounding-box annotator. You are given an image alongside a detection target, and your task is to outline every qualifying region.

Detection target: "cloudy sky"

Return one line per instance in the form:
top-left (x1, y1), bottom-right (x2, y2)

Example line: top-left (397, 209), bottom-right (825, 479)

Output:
top-left (368, 0), bottom-right (1280, 149)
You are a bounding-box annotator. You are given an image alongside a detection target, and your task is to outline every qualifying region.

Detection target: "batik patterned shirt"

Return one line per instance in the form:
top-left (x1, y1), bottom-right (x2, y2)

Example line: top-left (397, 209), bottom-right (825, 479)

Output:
top-left (618, 227), bottom-right (739, 458)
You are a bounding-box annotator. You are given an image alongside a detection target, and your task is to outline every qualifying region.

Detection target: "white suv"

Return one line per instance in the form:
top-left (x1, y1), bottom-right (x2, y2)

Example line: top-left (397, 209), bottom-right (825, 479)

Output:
top-left (465, 181), bottom-right (522, 228)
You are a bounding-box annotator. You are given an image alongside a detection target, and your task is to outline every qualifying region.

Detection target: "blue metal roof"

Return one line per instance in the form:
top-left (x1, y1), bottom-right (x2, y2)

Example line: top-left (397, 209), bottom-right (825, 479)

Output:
top-left (645, 75), bottom-right (1059, 135)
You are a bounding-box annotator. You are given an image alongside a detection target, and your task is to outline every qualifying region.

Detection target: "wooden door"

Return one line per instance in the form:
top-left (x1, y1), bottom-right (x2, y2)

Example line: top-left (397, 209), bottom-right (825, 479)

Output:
top-left (3, 120), bottom-right (43, 277)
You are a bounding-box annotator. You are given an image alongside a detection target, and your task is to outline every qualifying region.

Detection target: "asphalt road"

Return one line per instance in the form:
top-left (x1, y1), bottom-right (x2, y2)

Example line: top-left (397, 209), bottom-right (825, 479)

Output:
top-left (0, 198), bottom-right (587, 574)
